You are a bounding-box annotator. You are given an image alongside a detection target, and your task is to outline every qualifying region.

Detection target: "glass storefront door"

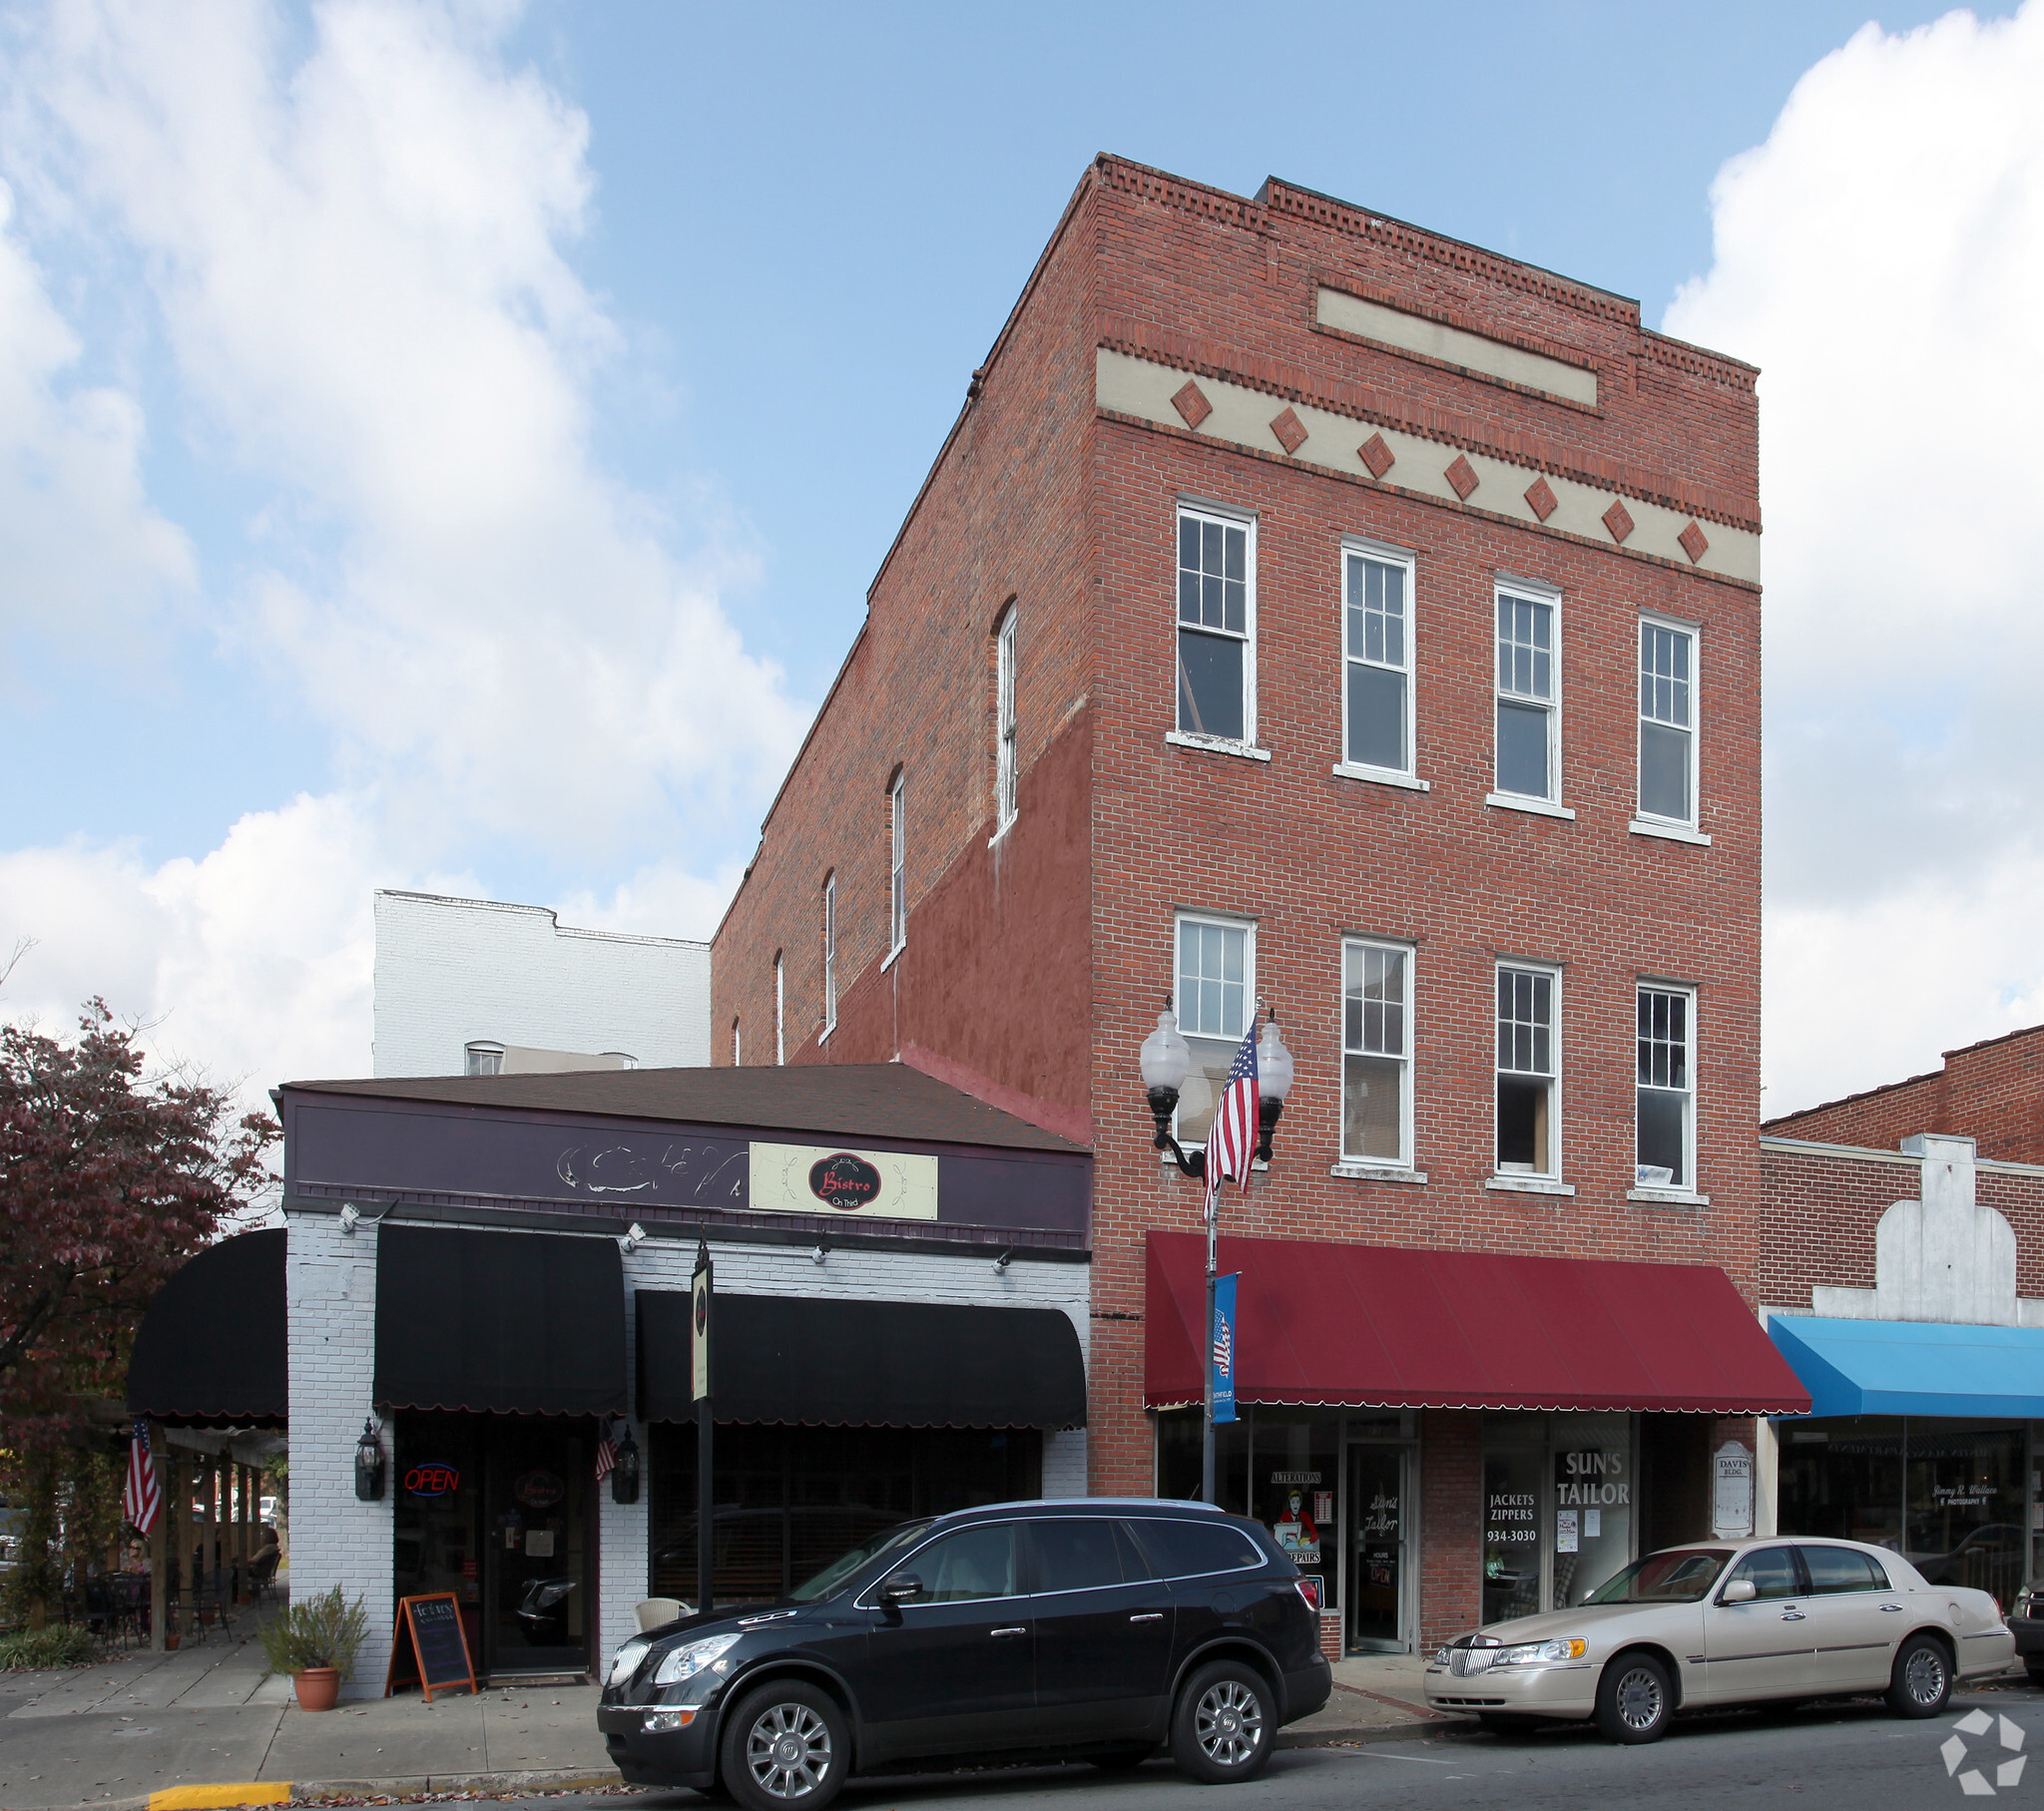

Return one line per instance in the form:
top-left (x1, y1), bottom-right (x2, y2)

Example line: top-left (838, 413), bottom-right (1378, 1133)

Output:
top-left (1347, 1446), bottom-right (1406, 1651)
top-left (485, 1421), bottom-right (590, 1676)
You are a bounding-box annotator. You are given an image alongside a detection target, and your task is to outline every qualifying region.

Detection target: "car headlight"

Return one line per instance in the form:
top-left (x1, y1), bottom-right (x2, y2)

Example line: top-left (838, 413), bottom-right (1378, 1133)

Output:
top-left (1490, 1638), bottom-right (1588, 1666)
top-left (652, 1631), bottom-right (743, 1686)
top-left (1433, 1646), bottom-right (1454, 1665)
top-left (608, 1639), bottom-right (650, 1686)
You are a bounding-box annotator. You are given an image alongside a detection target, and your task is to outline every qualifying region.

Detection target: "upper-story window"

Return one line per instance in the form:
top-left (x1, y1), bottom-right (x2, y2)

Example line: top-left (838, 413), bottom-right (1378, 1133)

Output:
top-left (773, 951), bottom-right (785, 1065)
top-left (1342, 939), bottom-right (1412, 1166)
top-left (887, 772), bottom-right (907, 956)
top-left (731, 1017), bottom-right (742, 1067)
top-left (994, 607), bottom-right (1018, 833)
top-left (1495, 586), bottom-right (1560, 801)
top-left (1496, 963), bottom-right (1559, 1176)
top-left (1637, 984), bottom-right (1696, 1188)
top-left (1174, 912), bottom-right (1254, 1144)
top-left (1176, 505), bottom-right (1255, 745)
top-left (464, 1042), bottom-right (504, 1077)
top-left (1342, 546), bottom-right (1415, 777)
top-left (821, 875), bottom-right (837, 1038)
top-left (1638, 620), bottom-right (1698, 827)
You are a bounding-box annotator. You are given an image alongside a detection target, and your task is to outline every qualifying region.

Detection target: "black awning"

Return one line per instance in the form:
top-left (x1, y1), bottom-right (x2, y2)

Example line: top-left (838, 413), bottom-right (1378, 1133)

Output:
top-left (637, 1290), bottom-right (1087, 1430)
top-left (376, 1224), bottom-right (626, 1416)
top-left (128, 1230), bottom-right (287, 1428)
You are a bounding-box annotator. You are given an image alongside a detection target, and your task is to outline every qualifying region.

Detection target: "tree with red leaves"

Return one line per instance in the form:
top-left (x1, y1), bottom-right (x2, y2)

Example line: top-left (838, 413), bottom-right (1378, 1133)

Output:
top-left (1, 998), bottom-right (277, 1616)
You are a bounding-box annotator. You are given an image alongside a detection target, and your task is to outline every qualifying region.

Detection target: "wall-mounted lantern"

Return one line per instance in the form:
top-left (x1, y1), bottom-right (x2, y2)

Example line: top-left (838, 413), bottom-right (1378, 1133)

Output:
top-left (354, 1418), bottom-right (386, 1501)
top-left (611, 1426), bottom-right (641, 1505)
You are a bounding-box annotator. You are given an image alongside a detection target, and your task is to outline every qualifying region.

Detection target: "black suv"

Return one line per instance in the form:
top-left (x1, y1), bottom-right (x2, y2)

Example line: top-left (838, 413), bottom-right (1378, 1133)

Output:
top-left (598, 1498), bottom-right (1331, 1808)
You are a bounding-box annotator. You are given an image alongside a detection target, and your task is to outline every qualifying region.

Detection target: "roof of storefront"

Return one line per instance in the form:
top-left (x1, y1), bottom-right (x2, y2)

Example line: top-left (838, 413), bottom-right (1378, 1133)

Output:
top-left (1145, 1231), bottom-right (1811, 1415)
top-left (281, 1063), bottom-right (1086, 1154)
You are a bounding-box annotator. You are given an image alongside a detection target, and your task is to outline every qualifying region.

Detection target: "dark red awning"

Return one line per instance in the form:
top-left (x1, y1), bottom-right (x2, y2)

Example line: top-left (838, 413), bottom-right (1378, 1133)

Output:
top-left (1145, 1231), bottom-right (1810, 1415)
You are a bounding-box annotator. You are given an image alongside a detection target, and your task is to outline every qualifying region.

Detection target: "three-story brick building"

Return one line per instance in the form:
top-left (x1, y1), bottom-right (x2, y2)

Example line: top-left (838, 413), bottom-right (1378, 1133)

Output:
top-left (712, 156), bottom-right (1805, 1654)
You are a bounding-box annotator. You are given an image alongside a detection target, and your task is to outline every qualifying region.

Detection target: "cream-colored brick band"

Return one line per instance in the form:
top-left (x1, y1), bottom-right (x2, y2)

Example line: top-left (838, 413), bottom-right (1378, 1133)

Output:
top-left (1095, 347), bottom-right (1761, 586)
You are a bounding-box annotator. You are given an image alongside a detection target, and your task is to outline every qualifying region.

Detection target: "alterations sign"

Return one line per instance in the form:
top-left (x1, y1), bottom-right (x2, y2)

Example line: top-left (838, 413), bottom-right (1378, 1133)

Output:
top-left (749, 1142), bottom-right (939, 1221)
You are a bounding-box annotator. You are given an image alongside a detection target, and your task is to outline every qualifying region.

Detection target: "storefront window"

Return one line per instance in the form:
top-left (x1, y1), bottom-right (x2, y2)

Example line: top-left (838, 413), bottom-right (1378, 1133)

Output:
top-left (1253, 1409), bottom-right (1339, 1611)
top-left (1483, 1413), bottom-right (1638, 1620)
top-left (648, 1424), bottom-right (1039, 1606)
top-left (1780, 1419), bottom-right (2028, 1610)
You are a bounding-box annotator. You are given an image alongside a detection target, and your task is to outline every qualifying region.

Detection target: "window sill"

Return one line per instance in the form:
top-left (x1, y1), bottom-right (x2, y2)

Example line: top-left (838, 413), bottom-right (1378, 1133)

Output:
top-left (1628, 1186), bottom-right (1711, 1206)
top-left (880, 943), bottom-right (904, 974)
top-left (1167, 730), bottom-right (1273, 762)
top-left (1330, 1162), bottom-right (1427, 1183)
top-left (1331, 763), bottom-right (1430, 792)
top-left (1629, 818), bottom-right (1713, 846)
top-left (1485, 791), bottom-right (1576, 821)
top-left (1485, 1174), bottom-right (1577, 1197)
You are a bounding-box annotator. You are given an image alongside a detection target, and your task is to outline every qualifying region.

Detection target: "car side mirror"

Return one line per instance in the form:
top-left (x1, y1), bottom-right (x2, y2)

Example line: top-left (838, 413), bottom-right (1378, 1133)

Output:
top-left (1720, 1578), bottom-right (1757, 1603)
top-left (879, 1573), bottom-right (924, 1606)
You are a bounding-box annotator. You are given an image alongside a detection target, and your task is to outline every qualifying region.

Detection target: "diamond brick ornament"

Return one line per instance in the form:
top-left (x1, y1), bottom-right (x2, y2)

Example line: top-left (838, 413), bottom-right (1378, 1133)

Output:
top-left (1444, 454), bottom-right (1479, 500)
top-left (1678, 519), bottom-right (1710, 564)
top-left (1602, 498), bottom-right (1635, 544)
top-left (1269, 406), bottom-right (1307, 454)
top-left (1172, 380), bottom-right (1213, 430)
top-left (1523, 476), bottom-right (1558, 521)
top-left (1358, 433), bottom-right (1394, 478)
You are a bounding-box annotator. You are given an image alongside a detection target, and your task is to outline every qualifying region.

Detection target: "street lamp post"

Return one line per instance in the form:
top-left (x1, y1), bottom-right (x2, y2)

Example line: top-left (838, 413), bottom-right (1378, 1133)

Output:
top-left (1139, 1002), bottom-right (1294, 1506)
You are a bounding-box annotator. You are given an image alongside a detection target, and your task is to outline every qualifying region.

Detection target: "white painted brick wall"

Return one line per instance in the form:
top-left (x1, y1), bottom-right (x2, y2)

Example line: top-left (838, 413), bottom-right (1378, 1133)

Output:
top-left (286, 1210), bottom-right (394, 1699)
top-left (291, 1210), bottom-right (1089, 1688)
top-left (373, 890), bottom-right (711, 1078)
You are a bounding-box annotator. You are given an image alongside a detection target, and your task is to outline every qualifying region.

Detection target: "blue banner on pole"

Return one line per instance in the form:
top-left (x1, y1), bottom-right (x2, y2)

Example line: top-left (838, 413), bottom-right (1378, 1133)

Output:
top-left (1211, 1272), bottom-right (1239, 1425)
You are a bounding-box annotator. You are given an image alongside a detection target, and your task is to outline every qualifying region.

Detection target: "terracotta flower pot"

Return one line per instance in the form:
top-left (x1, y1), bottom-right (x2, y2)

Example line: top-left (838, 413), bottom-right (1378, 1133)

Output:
top-left (165, 1631), bottom-right (181, 1651)
top-left (293, 1667), bottom-right (341, 1711)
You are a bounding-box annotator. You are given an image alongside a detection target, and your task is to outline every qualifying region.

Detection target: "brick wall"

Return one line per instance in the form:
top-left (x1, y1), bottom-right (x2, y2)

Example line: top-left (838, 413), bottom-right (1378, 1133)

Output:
top-left (1765, 1023), bottom-right (2044, 1164)
top-left (1419, 1411), bottom-right (1480, 1648)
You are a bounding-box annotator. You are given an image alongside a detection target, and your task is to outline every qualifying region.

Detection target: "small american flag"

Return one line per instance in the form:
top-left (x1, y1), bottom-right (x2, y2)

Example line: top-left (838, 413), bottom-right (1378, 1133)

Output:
top-left (124, 1420), bottom-right (162, 1535)
top-left (1203, 1016), bottom-right (1262, 1222)
top-left (595, 1429), bottom-right (619, 1482)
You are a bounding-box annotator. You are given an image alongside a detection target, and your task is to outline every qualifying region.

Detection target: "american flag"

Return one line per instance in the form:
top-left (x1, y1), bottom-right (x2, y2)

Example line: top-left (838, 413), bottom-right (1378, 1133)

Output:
top-left (595, 1428), bottom-right (619, 1482)
top-left (123, 1420), bottom-right (162, 1535)
top-left (1203, 1016), bottom-right (1262, 1221)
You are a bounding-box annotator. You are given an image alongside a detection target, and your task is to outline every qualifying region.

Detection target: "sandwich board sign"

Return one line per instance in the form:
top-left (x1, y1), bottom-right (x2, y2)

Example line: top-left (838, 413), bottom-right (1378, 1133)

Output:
top-left (385, 1591), bottom-right (478, 1701)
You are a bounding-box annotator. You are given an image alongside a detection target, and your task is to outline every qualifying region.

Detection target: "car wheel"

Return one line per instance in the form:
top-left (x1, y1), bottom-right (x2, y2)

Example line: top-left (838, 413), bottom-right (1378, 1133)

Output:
top-left (1170, 1659), bottom-right (1277, 1784)
top-left (719, 1680), bottom-right (847, 1811)
top-left (1086, 1746), bottom-right (1155, 1770)
top-left (1885, 1634), bottom-right (1952, 1718)
top-left (1593, 1652), bottom-right (1673, 1744)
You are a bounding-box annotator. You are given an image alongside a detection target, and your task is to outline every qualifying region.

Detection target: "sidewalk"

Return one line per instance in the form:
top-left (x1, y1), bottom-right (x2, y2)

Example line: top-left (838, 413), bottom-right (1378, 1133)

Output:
top-left (0, 1638), bottom-right (1441, 1811)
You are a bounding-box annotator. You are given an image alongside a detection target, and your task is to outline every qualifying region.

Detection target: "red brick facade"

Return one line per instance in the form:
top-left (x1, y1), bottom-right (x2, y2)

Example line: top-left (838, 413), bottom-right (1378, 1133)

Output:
top-left (714, 158), bottom-right (1765, 1648)
top-left (1765, 1023), bottom-right (2044, 1165)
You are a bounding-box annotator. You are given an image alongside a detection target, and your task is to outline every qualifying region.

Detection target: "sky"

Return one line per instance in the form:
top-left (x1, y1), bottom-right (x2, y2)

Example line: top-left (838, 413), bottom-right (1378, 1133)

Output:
top-left (2, 0), bottom-right (2042, 1120)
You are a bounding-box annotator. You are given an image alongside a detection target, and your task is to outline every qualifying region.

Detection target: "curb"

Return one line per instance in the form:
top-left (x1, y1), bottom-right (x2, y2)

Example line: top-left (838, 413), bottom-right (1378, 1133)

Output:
top-left (1278, 1715), bottom-right (1451, 1749)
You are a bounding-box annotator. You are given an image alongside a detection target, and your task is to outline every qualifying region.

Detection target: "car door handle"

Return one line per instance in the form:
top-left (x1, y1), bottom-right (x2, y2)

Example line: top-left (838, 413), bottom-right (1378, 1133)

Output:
top-left (989, 1626), bottom-right (1027, 1638)
top-left (1781, 1610), bottom-right (1806, 1620)
top-left (1881, 1603), bottom-right (1904, 1612)
top-left (1129, 1612), bottom-right (1165, 1623)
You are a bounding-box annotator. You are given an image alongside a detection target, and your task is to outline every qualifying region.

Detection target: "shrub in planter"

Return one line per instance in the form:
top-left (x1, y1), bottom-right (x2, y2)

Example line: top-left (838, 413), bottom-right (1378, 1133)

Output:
top-left (258, 1585), bottom-right (369, 1710)
top-left (0, 1625), bottom-right (101, 1671)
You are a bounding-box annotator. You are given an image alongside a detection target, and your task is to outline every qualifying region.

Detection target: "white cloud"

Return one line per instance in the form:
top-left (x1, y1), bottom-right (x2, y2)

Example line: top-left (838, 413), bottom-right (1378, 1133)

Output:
top-left (6, 0), bottom-right (805, 861)
top-left (0, 177), bottom-right (194, 664)
top-left (0, 793), bottom-right (381, 1092)
top-left (1664, 3), bottom-right (2044, 1116)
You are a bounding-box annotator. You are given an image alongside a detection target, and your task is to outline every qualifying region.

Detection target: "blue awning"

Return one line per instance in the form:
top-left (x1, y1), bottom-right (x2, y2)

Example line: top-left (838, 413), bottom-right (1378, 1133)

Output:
top-left (1768, 1315), bottom-right (2044, 1420)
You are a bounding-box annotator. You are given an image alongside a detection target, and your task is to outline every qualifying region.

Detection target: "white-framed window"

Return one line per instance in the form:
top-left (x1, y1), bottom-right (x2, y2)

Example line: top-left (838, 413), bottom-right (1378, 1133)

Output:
top-left (1638, 618), bottom-right (1698, 827)
top-left (1174, 911), bottom-right (1255, 1144)
top-left (1342, 545), bottom-right (1414, 776)
top-left (1341, 939), bottom-right (1412, 1165)
top-left (1495, 584), bottom-right (1560, 800)
top-left (887, 771), bottom-right (906, 956)
top-left (1637, 984), bottom-right (1696, 1188)
top-left (464, 1042), bottom-right (504, 1077)
top-left (1176, 504), bottom-right (1256, 744)
top-left (731, 1017), bottom-right (742, 1067)
top-left (821, 875), bottom-right (837, 1038)
top-left (773, 951), bottom-right (785, 1066)
top-left (995, 606), bottom-right (1018, 833)
top-left (1495, 963), bottom-right (1560, 1176)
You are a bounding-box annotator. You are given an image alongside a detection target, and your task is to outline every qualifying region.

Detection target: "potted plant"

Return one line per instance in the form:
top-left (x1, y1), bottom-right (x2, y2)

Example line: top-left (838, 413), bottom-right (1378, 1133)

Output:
top-left (259, 1584), bottom-right (369, 1712)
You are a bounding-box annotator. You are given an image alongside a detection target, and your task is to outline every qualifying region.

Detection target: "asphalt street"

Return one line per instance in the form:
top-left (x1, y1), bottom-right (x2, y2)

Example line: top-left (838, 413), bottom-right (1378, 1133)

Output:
top-left (488, 1681), bottom-right (2044, 1811)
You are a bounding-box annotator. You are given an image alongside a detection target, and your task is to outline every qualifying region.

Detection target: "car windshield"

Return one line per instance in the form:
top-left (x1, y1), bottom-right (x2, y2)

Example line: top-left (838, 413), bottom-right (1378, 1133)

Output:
top-left (1583, 1548), bottom-right (1731, 1604)
top-left (787, 1521), bottom-right (932, 1602)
